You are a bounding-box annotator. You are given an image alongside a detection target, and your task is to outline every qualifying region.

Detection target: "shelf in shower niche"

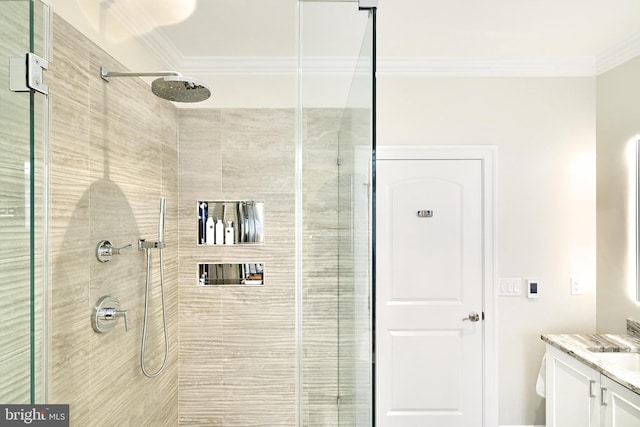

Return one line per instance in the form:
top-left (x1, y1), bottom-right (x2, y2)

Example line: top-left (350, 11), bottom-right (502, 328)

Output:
top-left (198, 263), bottom-right (264, 286)
top-left (197, 200), bottom-right (264, 246)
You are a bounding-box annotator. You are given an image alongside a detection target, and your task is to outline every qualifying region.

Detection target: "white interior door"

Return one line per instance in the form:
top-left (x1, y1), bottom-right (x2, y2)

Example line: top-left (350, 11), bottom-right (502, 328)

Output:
top-left (375, 155), bottom-right (487, 427)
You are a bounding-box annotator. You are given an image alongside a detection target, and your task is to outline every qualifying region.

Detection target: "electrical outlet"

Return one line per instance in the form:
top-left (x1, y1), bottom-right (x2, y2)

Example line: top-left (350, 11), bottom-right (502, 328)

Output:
top-left (571, 277), bottom-right (583, 295)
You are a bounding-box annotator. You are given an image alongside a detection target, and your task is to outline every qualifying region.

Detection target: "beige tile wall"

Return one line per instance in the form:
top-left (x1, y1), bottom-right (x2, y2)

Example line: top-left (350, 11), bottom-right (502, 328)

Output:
top-left (300, 108), bottom-right (372, 427)
top-left (177, 109), bottom-right (297, 426)
top-left (48, 14), bottom-right (178, 426)
top-left (299, 108), bottom-right (341, 426)
top-left (176, 108), bottom-right (368, 426)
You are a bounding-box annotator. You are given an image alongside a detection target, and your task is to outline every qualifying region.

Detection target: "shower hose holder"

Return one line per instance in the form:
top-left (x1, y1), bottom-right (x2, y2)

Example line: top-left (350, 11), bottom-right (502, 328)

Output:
top-left (138, 239), bottom-right (165, 250)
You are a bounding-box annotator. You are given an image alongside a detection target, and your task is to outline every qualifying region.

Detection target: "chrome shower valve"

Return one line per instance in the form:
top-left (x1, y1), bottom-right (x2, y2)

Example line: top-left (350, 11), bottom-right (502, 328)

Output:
top-left (96, 240), bottom-right (133, 262)
top-left (92, 296), bottom-right (130, 333)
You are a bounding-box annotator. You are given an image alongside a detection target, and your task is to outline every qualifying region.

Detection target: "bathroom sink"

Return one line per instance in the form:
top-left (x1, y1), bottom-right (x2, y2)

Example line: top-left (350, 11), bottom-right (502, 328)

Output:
top-left (593, 352), bottom-right (640, 373)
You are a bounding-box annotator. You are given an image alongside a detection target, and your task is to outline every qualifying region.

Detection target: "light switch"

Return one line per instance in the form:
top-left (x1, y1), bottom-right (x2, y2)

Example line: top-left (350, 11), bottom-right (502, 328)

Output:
top-left (571, 277), bottom-right (583, 295)
top-left (498, 278), bottom-right (522, 296)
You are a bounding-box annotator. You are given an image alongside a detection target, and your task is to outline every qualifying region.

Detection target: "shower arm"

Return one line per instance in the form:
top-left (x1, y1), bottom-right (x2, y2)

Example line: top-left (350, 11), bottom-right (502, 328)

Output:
top-left (100, 67), bottom-right (181, 82)
top-left (98, 66), bottom-right (211, 103)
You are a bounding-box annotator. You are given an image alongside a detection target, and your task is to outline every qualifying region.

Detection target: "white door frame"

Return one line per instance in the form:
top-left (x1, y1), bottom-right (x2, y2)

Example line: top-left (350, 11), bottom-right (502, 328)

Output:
top-left (375, 145), bottom-right (497, 427)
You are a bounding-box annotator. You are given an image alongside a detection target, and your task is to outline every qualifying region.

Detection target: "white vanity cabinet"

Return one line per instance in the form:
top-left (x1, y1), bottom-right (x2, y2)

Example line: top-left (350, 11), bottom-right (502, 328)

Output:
top-left (546, 345), bottom-right (600, 426)
top-left (546, 345), bottom-right (640, 427)
top-left (601, 375), bottom-right (640, 427)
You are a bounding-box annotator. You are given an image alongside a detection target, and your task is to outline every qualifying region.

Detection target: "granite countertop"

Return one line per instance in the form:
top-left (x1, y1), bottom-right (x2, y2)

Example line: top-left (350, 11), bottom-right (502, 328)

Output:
top-left (542, 319), bottom-right (640, 394)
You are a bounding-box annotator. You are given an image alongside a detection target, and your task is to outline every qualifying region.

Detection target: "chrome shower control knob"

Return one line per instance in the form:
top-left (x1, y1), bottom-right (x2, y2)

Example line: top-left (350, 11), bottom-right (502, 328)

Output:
top-left (100, 308), bottom-right (130, 331)
top-left (92, 296), bottom-right (130, 333)
top-left (96, 240), bottom-right (133, 262)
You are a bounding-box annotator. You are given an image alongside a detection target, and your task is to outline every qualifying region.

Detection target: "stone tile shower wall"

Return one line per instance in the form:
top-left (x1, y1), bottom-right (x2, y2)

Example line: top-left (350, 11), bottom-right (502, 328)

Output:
top-left (177, 109), bottom-right (297, 426)
top-left (301, 108), bottom-right (372, 426)
top-left (300, 109), bottom-right (343, 426)
top-left (177, 108), bottom-right (365, 426)
top-left (48, 14), bottom-right (178, 426)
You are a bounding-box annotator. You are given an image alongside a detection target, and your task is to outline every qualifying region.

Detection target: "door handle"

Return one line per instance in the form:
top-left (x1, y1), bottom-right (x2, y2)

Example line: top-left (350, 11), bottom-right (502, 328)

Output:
top-left (463, 312), bottom-right (480, 322)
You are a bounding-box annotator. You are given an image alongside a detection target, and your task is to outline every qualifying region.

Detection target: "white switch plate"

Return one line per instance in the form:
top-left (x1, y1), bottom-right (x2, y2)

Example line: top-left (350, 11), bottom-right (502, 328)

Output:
top-left (571, 277), bottom-right (583, 295)
top-left (498, 278), bottom-right (522, 296)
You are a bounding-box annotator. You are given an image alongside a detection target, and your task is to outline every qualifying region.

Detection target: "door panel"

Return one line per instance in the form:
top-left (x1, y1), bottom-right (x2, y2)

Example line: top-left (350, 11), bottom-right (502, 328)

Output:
top-left (545, 345), bottom-right (600, 427)
top-left (390, 177), bottom-right (463, 301)
top-left (376, 159), bottom-right (484, 427)
top-left (601, 376), bottom-right (640, 427)
top-left (389, 330), bottom-right (463, 410)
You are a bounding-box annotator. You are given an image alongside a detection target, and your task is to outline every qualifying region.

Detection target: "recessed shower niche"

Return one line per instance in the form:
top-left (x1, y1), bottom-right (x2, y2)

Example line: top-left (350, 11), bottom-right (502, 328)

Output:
top-left (197, 200), bottom-right (264, 246)
top-left (198, 263), bottom-right (264, 286)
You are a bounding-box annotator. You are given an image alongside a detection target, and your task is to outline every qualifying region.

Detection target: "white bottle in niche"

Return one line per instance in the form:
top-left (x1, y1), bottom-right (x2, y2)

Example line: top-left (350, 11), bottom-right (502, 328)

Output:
top-left (214, 219), bottom-right (224, 245)
top-left (205, 217), bottom-right (215, 245)
top-left (225, 221), bottom-right (235, 245)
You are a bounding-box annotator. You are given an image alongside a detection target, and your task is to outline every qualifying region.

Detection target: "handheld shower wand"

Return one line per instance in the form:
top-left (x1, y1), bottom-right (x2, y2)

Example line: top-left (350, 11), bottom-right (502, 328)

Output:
top-left (139, 197), bottom-right (166, 249)
top-left (140, 197), bottom-right (169, 378)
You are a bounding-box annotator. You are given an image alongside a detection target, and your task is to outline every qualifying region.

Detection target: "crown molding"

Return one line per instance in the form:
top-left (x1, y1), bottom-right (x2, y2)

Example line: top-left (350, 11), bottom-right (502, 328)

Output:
top-left (180, 57), bottom-right (296, 75)
top-left (596, 32), bottom-right (640, 75)
top-left (146, 54), bottom-right (599, 77)
top-left (179, 56), bottom-right (375, 76)
top-left (138, 29), bottom-right (184, 70)
top-left (138, 26), bottom-right (639, 77)
top-left (377, 56), bottom-right (596, 77)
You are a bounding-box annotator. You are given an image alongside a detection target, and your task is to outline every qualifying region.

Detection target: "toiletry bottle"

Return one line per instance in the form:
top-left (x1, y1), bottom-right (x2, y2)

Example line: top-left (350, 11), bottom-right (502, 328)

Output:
top-left (199, 271), bottom-right (207, 285)
top-left (198, 202), bottom-right (208, 244)
top-left (215, 219), bottom-right (224, 245)
top-left (225, 221), bottom-right (235, 245)
top-left (205, 216), bottom-right (215, 245)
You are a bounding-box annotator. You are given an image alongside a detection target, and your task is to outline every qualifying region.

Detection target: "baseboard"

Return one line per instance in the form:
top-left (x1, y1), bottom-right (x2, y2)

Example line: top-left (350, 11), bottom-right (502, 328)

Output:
top-left (500, 425), bottom-right (545, 427)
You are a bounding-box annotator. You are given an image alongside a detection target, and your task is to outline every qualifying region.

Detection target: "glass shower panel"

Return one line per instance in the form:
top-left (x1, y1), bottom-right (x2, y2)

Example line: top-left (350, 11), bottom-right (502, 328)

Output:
top-left (0, 0), bottom-right (48, 404)
top-left (337, 14), bottom-right (374, 426)
top-left (31, 0), bottom-right (48, 404)
top-left (298, 2), bottom-right (373, 425)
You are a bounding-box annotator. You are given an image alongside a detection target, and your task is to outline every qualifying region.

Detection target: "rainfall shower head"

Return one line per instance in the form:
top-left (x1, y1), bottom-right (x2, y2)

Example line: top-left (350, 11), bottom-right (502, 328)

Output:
top-left (151, 76), bottom-right (210, 103)
top-left (100, 66), bottom-right (211, 103)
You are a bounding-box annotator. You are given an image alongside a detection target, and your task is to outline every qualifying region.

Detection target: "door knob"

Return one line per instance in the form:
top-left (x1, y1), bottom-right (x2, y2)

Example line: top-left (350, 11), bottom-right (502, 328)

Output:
top-left (462, 312), bottom-right (480, 322)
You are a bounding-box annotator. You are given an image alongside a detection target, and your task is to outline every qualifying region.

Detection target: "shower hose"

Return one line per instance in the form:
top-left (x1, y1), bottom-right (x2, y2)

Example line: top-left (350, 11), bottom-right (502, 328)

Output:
top-left (141, 244), bottom-right (169, 378)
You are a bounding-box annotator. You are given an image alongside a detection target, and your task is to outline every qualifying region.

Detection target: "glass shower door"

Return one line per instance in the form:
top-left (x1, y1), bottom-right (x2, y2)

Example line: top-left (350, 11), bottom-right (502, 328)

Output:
top-left (297, 2), bottom-right (375, 425)
top-left (336, 13), bottom-right (374, 426)
top-left (0, 0), bottom-right (48, 404)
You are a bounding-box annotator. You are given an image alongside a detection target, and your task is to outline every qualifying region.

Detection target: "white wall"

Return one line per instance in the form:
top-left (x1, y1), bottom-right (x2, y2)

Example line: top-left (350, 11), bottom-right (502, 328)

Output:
top-left (377, 75), bottom-right (597, 425)
top-left (596, 56), bottom-right (640, 333)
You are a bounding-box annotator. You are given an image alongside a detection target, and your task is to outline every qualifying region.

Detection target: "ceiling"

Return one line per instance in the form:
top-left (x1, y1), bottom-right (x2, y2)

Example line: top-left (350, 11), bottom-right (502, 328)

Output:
top-left (49, 0), bottom-right (640, 107)
top-left (377, 0), bottom-right (640, 59)
top-left (147, 0), bottom-right (640, 71)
